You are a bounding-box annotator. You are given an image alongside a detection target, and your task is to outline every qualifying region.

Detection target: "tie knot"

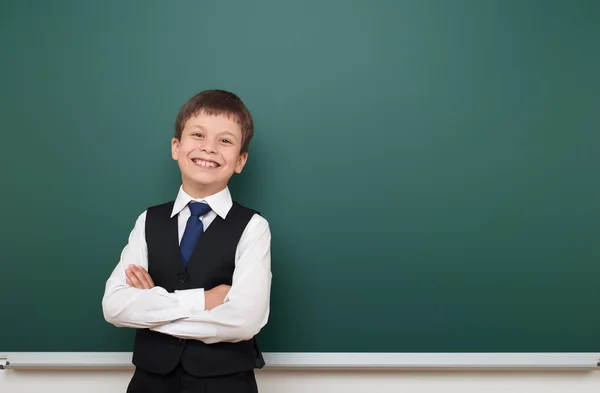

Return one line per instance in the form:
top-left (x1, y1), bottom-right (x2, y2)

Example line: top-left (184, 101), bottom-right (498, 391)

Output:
top-left (188, 202), bottom-right (211, 217)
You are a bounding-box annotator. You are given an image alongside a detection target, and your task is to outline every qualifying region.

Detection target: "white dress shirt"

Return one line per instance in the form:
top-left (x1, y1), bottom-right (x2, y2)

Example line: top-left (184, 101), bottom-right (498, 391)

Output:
top-left (101, 186), bottom-right (272, 344)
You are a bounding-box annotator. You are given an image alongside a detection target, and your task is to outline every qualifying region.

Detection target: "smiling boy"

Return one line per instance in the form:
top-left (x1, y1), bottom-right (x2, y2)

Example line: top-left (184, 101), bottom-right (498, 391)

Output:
top-left (102, 89), bottom-right (271, 393)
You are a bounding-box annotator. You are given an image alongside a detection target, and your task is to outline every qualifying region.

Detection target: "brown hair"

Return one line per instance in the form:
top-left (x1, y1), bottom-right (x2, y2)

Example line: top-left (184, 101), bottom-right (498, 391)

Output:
top-left (174, 89), bottom-right (254, 153)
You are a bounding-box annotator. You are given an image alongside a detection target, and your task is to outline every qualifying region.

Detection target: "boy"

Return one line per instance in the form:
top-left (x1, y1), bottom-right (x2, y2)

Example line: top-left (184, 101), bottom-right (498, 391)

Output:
top-left (102, 89), bottom-right (271, 393)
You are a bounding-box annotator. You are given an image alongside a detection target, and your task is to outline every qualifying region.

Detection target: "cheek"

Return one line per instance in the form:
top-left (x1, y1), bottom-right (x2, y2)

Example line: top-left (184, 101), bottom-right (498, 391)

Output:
top-left (177, 143), bottom-right (195, 158)
top-left (224, 152), bottom-right (241, 166)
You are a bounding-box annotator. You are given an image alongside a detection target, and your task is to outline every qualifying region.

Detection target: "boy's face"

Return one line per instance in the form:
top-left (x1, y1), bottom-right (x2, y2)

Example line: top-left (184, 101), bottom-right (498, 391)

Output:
top-left (171, 112), bottom-right (247, 198)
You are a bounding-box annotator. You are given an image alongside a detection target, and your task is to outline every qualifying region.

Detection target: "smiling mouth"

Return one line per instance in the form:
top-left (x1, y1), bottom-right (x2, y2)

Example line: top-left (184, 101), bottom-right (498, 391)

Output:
top-left (192, 158), bottom-right (220, 168)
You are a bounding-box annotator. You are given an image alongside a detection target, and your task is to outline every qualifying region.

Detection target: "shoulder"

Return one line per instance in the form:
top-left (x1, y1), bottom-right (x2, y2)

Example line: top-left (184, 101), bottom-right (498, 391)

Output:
top-left (232, 201), bottom-right (271, 241)
top-left (231, 200), bottom-right (258, 215)
top-left (122, 208), bottom-right (149, 242)
top-left (122, 201), bottom-right (175, 239)
top-left (135, 201), bottom-right (175, 233)
top-left (247, 212), bottom-right (270, 236)
top-left (146, 200), bottom-right (175, 215)
top-left (231, 201), bottom-right (267, 222)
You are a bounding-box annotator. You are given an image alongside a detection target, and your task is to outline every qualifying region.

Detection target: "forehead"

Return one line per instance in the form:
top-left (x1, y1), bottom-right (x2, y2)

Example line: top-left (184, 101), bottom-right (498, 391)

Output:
top-left (185, 111), bottom-right (242, 136)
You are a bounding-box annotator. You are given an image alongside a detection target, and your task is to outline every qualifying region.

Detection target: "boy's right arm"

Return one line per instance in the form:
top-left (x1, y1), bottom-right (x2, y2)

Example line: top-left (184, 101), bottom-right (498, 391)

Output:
top-left (101, 211), bottom-right (209, 332)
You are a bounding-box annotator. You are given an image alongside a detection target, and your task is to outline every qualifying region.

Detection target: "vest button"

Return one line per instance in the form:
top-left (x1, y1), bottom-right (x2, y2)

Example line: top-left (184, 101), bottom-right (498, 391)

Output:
top-left (179, 338), bottom-right (186, 344)
top-left (178, 273), bottom-right (187, 283)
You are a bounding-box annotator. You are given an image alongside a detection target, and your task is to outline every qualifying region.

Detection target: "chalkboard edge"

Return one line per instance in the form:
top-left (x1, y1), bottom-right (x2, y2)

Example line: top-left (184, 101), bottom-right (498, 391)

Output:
top-left (1, 352), bottom-right (600, 371)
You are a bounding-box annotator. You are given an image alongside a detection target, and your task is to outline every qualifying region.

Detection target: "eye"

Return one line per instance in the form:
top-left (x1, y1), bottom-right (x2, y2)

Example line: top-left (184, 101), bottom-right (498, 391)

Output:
top-left (192, 132), bottom-right (204, 138)
top-left (220, 138), bottom-right (232, 144)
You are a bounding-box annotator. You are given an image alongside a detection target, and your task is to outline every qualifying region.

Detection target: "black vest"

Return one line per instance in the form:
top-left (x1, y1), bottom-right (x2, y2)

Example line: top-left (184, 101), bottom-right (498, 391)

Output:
top-left (131, 200), bottom-right (265, 377)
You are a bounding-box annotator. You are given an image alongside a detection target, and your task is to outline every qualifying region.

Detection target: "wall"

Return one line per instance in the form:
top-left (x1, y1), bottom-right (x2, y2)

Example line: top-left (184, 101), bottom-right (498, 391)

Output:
top-left (2, 369), bottom-right (600, 393)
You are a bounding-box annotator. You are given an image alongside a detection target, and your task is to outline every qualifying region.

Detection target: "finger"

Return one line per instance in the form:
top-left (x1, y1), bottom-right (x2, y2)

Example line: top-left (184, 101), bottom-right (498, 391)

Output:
top-left (125, 269), bottom-right (143, 289)
top-left (126, 269), bottom-right (141, 288)
top-left (132, 266), bottom-right (152, 289)
top-left (136, 266), bottom-right (154, 288)
top-left (135, 266), bottom-right (154, 288)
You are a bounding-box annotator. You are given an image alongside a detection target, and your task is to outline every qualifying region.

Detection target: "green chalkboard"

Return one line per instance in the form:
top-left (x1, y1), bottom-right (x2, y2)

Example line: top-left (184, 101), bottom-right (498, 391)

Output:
top-left (1, 0), bottom-right (599, 353)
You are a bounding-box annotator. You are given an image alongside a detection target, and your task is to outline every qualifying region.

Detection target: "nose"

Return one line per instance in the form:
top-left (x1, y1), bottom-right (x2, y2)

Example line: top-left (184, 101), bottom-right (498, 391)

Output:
top-left (201, 139), bottom-right (217, 154)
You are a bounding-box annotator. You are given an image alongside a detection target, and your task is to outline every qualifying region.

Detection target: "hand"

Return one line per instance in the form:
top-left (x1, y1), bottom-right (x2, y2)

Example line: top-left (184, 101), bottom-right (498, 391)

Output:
top-left (125, 264), bottom-right (155, 289)
top-left (205, 284), bottom-right (231, 310)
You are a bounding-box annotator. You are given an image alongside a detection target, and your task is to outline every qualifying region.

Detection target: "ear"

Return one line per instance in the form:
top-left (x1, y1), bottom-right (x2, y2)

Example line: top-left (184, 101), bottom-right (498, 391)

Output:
top-left (171, 137), bottom-right (180, 161)
top-left (235, 152), bottom-right (248, 174)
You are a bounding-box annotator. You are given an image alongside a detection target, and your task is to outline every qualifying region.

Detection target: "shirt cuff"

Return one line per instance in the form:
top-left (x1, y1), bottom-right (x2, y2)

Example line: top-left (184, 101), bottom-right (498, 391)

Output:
top-left (174, 288), bottom-right (205, 317)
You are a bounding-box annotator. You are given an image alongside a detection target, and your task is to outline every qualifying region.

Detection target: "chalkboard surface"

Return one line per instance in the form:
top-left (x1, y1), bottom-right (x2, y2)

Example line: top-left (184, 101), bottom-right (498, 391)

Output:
top-left (1, 0), bottom-right (599, 353)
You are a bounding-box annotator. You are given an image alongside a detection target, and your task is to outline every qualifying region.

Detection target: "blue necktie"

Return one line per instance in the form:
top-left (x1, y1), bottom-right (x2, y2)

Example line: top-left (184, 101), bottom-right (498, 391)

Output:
top-left (180, 202), bottom-right (212, 266)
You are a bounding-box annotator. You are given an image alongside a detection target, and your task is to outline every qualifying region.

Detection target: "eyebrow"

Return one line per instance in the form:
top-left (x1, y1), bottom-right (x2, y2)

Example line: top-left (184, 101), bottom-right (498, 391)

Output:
top-left (219, 131), bottom-right (238, 139)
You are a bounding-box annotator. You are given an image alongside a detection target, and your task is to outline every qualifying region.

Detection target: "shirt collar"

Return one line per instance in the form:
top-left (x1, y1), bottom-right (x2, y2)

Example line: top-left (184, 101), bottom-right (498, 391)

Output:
top-left (170, 185), bottom-right (233, 219)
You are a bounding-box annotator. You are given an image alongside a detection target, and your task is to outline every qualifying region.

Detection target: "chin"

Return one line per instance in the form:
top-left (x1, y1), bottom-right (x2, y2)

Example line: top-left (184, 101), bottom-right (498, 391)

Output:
top-left (184, 173), bottom-right (226, 188)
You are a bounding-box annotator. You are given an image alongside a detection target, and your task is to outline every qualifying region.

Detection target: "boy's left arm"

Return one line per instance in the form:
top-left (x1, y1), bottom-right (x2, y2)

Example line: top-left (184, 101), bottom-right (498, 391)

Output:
top-left (143, 214), bottom-right (272, 343)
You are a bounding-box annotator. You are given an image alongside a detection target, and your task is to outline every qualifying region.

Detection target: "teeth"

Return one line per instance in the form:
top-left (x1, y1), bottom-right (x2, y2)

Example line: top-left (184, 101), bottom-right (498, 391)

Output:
top-left (194, 159), bottom-right (217, 168)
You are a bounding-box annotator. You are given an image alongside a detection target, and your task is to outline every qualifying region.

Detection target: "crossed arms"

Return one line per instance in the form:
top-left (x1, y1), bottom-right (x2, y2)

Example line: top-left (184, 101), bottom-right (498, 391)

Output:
top-left (101, 211), bottom-right (272, 344)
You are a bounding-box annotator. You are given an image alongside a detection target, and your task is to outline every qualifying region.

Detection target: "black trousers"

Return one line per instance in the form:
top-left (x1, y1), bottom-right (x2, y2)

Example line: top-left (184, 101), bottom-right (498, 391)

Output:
top-left (126, 363), bottom-right (259, 393)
